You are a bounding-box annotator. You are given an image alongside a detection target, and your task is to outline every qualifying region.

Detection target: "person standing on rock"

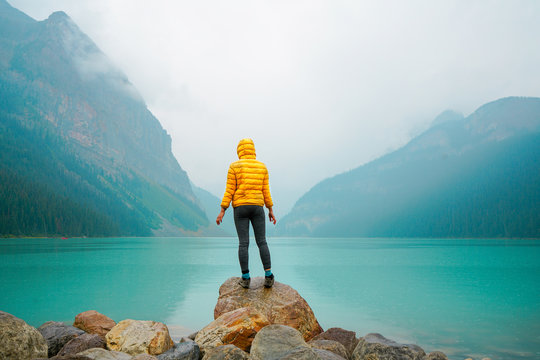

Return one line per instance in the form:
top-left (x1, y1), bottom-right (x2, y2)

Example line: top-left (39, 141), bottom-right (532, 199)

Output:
top-left (216, 138), bottom-right (276, 289)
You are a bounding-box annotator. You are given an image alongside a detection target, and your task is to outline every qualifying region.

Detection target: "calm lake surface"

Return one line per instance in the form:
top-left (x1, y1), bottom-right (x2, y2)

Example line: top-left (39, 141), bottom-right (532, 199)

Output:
top-left (0, 237), bottom-right (539, 359)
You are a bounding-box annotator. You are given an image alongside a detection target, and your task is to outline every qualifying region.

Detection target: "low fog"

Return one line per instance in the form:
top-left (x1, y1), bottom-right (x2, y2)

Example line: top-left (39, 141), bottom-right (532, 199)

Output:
top-left (10, 0), bottom-right (540, 214)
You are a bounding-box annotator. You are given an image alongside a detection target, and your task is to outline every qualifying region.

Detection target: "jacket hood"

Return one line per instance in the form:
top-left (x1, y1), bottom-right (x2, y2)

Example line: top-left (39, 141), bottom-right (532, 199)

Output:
top-left (237, 138), bottom-right (256, 159)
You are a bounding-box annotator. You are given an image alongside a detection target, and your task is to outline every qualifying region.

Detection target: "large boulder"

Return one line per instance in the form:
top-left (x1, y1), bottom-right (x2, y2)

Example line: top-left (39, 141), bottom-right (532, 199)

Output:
top-left (214, 277), bottom-right (323, 341)
top-left (0, 311), bottom-right (48, 360)
top-left (352, 333), bottom-right (426, 360)
top-left (202, 344), bottom-right (250, 360)
top-left (106, 319), bottom-right (174, 355)
top-left (38, 320), bottom-right (85, 357)
top-left (309, 339), bottom-right (350, 359)
top-left (195, 307), bottom-right (270, 353)
top-left (156, 339), bottom-right (200, 360)
top-left (250, 324), bottom-right (312, 360)
top-left (313, 327), bottom-right (359, 357)
top-left (78, 348), bottom-right (132, 360)
top-left (74, 310), bottom-right (116, 339)
top-left (57, 333), bottom-right (106, 356)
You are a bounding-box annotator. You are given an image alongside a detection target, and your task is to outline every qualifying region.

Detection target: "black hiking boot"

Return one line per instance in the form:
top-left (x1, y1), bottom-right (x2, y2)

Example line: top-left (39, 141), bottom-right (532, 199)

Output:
top-left (238, 277), bottom-right (250, 289)
top-left (264, 274), bottom-right (274, 288)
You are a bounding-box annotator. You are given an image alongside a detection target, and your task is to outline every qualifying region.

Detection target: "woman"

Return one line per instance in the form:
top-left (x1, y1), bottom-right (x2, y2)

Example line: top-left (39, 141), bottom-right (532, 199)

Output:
top-left (216, 138), bottom-right (276, 289)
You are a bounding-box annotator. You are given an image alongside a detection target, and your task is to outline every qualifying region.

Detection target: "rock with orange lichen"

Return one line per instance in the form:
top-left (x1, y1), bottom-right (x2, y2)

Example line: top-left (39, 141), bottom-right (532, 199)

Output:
top-left (195, 307), bottom-right (270, 354)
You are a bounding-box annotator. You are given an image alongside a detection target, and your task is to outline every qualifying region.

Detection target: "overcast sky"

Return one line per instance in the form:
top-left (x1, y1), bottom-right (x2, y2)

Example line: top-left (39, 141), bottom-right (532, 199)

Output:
top-left (9, 0), bottom-right (540, 214)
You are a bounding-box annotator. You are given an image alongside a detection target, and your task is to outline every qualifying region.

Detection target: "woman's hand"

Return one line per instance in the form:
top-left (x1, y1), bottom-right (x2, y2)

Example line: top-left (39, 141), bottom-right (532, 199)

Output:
top-left (216, 208), bottom-right (226, 225)
top-left (268, 207), bottom-right (277, 225)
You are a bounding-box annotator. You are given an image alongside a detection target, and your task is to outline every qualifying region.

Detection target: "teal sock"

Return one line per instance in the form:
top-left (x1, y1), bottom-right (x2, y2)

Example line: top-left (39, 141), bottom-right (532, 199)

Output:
top-left (242, 272), bottom-right (250, 279)
top-left (265, 269), bottom-right (272, 277)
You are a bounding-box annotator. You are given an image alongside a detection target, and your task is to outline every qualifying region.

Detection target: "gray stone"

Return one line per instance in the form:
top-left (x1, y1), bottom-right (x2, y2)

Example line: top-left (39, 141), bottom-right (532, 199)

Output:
top-left (312, 327), bottom-right (358, 357)
top-left (250, 326), bottom-right (347, 360)
top-left (313, 348), bottom-right (348, 360)
top-left (202, 344), bottom-right (250, 360)
top-left (57, 333), bottom-right (106, 356)
top-left (425, 351), bottom-right (448, 360)
top-left (279, 346), bottom-right (348, 359)
top-left (352, 333), bottom-right (426, 360)
top-left (157, 339), bottom-right (200, 360)
top-left (0, 311), bottom-right (48, 360)
top-left (77, 348), bottom-right (132, 360)
top-left (309, 339), bottom-right (349, 359)
top-left (250, 324), bottom-right (310, 360)
top-left (38, 320), bottom-right (85, 357)
top-left (133, 355), bottom-right (159, 360)
top-left (280, 346), bottom-right (320, 359)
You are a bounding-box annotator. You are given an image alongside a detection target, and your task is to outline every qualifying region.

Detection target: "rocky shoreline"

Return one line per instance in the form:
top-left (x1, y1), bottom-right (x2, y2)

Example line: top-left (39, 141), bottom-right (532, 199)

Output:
top-left (1, 277), bottom-right (489, 360)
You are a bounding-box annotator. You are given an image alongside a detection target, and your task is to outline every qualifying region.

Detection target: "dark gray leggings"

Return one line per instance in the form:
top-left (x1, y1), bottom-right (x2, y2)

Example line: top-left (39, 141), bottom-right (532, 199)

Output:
top-left (233, 205), bottom-right (271, 273)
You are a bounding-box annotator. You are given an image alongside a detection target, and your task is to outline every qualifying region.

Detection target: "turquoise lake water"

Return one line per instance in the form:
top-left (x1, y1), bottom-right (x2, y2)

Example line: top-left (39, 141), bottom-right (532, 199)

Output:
top-left (0, 237), bottom-right (539, 359)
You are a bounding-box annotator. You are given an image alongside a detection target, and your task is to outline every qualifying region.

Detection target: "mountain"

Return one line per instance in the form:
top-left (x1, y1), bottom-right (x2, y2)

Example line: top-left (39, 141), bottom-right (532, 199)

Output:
top-left (0, 0), bottom-right (209, 236)
top-left (191, 184), bottom-right (236, 236)
top-left (276, 97), bottom-right (540, 238)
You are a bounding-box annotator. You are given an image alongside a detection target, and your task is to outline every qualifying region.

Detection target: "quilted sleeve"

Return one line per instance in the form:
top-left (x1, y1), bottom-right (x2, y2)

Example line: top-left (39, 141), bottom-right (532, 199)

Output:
top-left (220, 166), bottom-right (236, 209)
top-left (262, 167), bottom-right (273, 208)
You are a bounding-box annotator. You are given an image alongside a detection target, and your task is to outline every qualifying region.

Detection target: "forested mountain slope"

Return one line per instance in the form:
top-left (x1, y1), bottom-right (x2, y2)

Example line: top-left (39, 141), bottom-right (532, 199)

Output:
top-left (276, 97), bottom-right (540, 238)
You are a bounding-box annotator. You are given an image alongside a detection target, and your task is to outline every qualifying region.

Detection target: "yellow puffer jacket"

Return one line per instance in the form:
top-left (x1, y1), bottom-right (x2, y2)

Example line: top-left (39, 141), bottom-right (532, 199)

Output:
top-left (221, 138), bottom-right (273, 209)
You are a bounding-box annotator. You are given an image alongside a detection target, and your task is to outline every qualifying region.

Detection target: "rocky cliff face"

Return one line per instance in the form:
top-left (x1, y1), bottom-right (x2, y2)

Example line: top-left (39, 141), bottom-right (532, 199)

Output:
top-left (8, 7), bottom-right (192, 198)
top-left (0, 0), bottom-right (208, 236)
